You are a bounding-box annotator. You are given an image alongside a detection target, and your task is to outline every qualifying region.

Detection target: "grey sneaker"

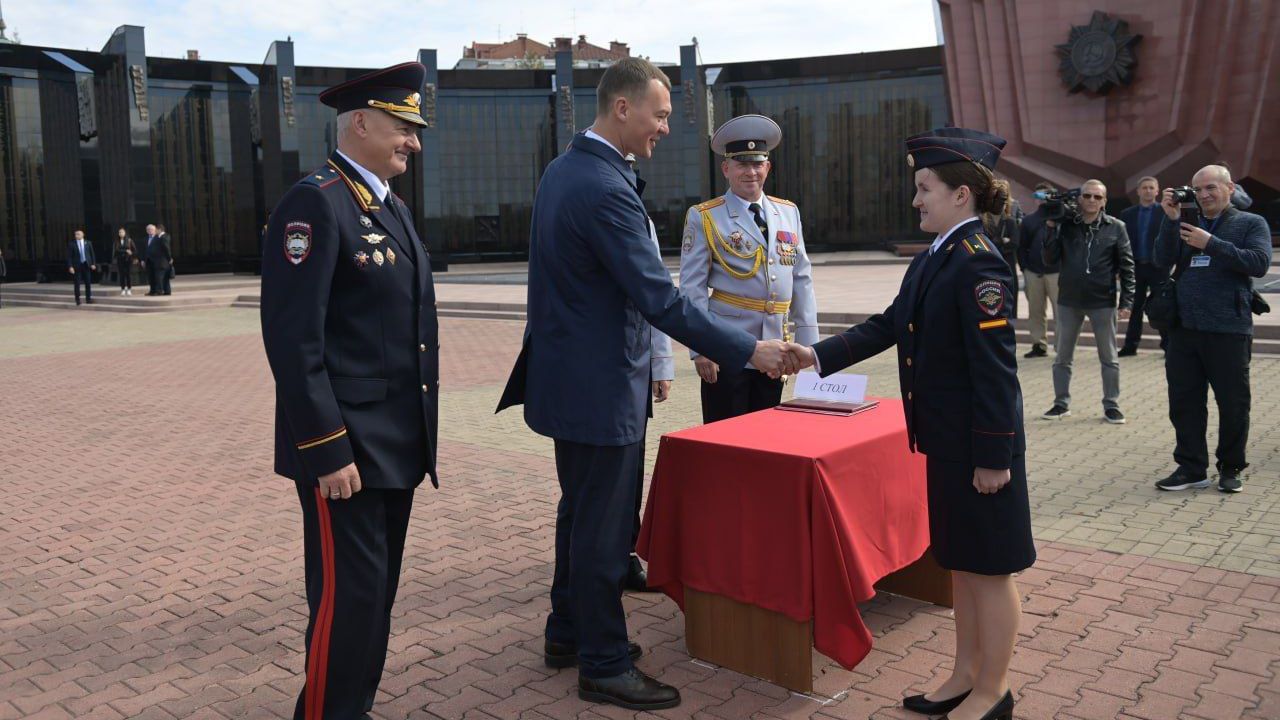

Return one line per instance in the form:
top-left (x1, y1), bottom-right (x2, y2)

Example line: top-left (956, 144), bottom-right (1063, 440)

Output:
top-left (1218, 469), bottom-right (1243, 493)
top-left (1104, 408), bottom-right (1126, 424)
top-left (1156, 469), bottom-right (1210, 491)
top-left (1041, 405), bottom-right (1070, 420)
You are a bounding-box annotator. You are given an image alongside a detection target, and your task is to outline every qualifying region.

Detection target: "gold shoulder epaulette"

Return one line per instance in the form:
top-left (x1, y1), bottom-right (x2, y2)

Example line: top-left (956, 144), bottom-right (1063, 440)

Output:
top-left (960, 235), bottom-right (994, 255)
top-left (767, 195), bottom-right (796, 207)
top-left (694, 197), bottom-right (726, 212)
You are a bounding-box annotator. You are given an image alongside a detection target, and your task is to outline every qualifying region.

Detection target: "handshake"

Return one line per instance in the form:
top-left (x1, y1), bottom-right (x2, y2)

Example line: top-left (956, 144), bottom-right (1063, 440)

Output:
top-left (750, 340), bottom-right (817, 379)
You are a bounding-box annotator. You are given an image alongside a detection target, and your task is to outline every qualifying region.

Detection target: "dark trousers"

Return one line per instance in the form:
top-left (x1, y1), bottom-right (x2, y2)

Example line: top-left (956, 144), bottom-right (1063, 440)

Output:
top-left (117, 260), bottom-right (132, 289)
top-left (1123, 262), bottom-right (1169, 351)
top-left (72, 262), bottom-right (93, 303)
top-left (293, 484), bottom-right (414, 720)
top-left (148, 264), bottom-right (171, 294)
top-left (1165, 328), bottom-right (1251, 477)
top-left (631, 432), bottom-right (647, 550)
top-left (548, 439), bottom-right (643, 679)
top-left (700, 368), bottom-right (784, 424)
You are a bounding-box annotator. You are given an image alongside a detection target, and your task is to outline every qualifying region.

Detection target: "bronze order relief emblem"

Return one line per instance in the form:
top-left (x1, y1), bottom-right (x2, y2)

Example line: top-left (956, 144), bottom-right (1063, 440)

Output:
top-left (1056, 11), bottom-right (1142, 95)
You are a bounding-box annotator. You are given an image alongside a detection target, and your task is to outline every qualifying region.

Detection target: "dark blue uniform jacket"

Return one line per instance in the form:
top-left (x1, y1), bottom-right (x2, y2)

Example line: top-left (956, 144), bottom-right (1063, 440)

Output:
top-left (261, 152), bottom-right (439, 489)
top-left (813, 219), bottom-right (1025, 469)
top-left (498, 134), bottom-right (756, 445)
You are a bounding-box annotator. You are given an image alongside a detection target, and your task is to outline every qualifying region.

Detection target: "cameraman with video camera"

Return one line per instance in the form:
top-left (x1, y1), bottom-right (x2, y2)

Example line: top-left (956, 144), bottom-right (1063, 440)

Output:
top-left (1041, 180), bottom-right (1135, 425)
top-left (1153, 165), bottom-right (1272, 494)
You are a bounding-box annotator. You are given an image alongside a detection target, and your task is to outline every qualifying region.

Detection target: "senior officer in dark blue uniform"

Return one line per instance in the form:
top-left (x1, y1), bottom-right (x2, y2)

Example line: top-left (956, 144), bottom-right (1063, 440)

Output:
top-left (788, 128), bottom-right (1034, 720)
top-left (260, 62), bottom-right (437, 720)
top-left (498, 58), bottom-right (787, 711)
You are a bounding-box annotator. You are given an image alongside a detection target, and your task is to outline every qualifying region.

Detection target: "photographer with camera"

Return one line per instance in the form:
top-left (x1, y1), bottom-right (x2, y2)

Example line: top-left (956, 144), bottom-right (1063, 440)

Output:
top-left (1018, 182), bottom-right (1062, 358)
top-left (1041, 180), bottom-right (1135, 424)
top-left (1117, 177), bottom-right (1170, 355)
top-left (1153, 165), bottom-right (1272, 494)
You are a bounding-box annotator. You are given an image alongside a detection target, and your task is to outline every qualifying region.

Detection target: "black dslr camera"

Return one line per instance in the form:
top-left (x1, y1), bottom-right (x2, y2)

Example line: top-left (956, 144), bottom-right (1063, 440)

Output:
top-left (1167, 185), bottom-right (1200, 224)
top-left (1033, 188), bottom-right (1082, 223)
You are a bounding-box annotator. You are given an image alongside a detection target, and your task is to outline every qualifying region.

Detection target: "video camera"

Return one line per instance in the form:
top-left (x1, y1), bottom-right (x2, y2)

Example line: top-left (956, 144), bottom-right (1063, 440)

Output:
top-left (1032, 188), bottom-right (1082, 223)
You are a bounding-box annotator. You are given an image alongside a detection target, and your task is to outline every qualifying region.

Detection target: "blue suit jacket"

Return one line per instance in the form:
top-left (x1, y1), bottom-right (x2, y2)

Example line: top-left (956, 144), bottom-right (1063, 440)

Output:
top-left (498, 134), bottom-right (756, 445)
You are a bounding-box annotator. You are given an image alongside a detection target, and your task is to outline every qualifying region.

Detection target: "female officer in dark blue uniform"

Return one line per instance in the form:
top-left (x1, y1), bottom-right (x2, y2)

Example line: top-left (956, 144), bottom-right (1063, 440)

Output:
top-left (788, 127), bottom-right (1033, 720)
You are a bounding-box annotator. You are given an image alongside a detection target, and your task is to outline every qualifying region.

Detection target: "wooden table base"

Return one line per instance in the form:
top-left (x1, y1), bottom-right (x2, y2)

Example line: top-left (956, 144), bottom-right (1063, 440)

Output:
top-left (682, 549), bottom-right (951, 693)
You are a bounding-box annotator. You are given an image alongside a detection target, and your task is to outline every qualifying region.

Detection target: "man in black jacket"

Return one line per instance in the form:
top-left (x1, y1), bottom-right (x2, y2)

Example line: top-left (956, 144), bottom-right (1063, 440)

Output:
top-left (1018, 182), bottom-right (1061, 357)
top-left (1117, 176), bottom-right (1169, 355)
top-left (66, 229), bottom-right (98, 305)
top-left (141, 223), bottom-right (172, 296)
top-left (1041, 179), bottom-right (1135, 424)
top-left (1153, 165), bottom-right (1271, 493)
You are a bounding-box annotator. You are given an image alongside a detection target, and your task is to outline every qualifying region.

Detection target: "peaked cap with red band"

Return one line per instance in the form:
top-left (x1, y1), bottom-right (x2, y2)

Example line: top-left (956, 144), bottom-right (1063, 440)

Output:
top-left (319, 61), bottom-right (428, 127)
top-left (905, 126), bottom-right (1006, 170)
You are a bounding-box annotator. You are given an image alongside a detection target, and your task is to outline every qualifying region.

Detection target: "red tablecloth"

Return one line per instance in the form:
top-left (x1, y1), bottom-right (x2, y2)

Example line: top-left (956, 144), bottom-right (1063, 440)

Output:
top-left (636, 398), bottom-right (930, 669)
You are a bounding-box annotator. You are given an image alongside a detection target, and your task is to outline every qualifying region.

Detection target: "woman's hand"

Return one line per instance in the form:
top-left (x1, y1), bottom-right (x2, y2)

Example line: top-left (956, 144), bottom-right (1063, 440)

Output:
top-left (973, 467), bottom-right (1011, 494)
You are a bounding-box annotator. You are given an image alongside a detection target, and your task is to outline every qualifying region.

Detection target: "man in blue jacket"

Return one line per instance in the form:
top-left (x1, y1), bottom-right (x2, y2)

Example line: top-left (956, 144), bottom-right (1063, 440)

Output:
top-left (498, 58), bottom-right (788, 711)
top-left (1154, 165), bottom-right (1271, 494)
top-left (1118, 176), bottom-right (1170, 355)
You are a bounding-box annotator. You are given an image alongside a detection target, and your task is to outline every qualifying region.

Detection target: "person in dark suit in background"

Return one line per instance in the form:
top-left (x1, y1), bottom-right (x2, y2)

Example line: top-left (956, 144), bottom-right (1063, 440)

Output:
top-left (142, 223), bottom-right (171, 295)
top-left (1117, 176), bottom-right (1169, 355)
top-left (497, 57), bottom-right (789, 711)
top-left (261, 62), bottom-right (438, 720)
top-left (113, 227), bottom-right (138, 296)
top-left (157, 223), bottom-right (174, 294)
top-left (788, 128), bottom-right (1034, 720)
top-left (67, 229), bottom-right (97, 306)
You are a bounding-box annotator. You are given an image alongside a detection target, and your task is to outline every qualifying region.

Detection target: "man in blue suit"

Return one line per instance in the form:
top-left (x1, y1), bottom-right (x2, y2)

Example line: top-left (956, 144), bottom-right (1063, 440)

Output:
top-left (498, 58), bottom-right (789, 711)
top-left (1117, 176), bottom-right (1169, 354)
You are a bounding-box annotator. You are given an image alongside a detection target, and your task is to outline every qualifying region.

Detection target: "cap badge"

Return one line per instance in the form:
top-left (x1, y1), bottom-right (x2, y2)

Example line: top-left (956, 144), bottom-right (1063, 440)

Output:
top-left (906, 153), bottom-right (915, 167)
top-left (748, 141), bottom-right (756, 149)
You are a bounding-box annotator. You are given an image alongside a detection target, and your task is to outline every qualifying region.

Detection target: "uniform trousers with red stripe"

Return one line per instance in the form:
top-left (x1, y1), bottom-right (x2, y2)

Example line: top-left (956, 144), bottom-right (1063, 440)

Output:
top-left (294, 484), bottom-right (414, 720)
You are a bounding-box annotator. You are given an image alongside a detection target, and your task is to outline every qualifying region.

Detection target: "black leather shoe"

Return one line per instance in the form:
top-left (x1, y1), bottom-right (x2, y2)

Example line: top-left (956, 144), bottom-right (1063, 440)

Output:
top-left (1118, 346), bottom-right (1137, 357)
top-left (903, 689), bottom-right (970, 715)
top-left (578, 667), bottom-right (680, 710)
top-left (625, 554), bottom-right (659, 593)
top-left (943, 690), bottom-right (1013, 720)
top-left (1024, 345), bottom-right (1048, 358)
top-left (544, 639), bottom-right (641, 669)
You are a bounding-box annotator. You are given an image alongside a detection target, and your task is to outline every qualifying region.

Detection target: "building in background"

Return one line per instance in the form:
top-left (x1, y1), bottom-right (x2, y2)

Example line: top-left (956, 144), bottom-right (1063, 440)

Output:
top-left (0, 28), bottom-right (946, 281)
top-left (456, 34), bottom-right (642, 70)
top-left (2, 3), bottom-right (1273, 282)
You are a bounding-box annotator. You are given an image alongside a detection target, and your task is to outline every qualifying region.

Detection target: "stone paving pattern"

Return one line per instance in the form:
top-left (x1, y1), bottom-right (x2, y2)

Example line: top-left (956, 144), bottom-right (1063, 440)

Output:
top-left (2, 295), bottom-right (1277, 718)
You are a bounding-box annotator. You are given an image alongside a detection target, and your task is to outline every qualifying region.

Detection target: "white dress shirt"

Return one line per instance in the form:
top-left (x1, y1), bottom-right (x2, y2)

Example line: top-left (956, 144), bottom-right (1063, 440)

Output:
top-left (335, 149), bottom-right (389, 202)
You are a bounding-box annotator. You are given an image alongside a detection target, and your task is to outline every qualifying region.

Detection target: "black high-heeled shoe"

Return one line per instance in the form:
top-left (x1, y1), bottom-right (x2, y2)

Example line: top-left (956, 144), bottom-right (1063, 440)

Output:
top-left (942, 690), bottom-right (1014, 720)
top-left (902, 689), bottom-right (970, 715)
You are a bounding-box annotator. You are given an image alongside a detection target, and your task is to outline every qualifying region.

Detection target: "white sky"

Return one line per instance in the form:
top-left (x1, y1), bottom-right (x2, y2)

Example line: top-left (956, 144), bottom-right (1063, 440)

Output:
top-left (5, 0), bottom-right (940, 68)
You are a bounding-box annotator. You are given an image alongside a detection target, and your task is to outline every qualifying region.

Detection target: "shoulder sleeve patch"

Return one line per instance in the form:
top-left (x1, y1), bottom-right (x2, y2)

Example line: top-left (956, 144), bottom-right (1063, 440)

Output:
top-left (284, 221), bottom-right (313, 265)
top-left (974, 279), bottom-right (1006, 316)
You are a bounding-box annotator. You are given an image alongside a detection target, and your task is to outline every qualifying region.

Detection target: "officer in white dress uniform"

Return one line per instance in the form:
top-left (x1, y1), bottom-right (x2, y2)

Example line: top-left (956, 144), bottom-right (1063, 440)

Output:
top-left (678, 114), bottom-right (818, 423)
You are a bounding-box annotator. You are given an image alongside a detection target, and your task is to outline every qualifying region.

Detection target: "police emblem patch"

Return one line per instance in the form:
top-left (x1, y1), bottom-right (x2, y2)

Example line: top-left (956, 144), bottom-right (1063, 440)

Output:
top-left (372, 249), bottom-right (385, 266)
top-left (284, 221), bottom-right (312, 265)
top-left (354, 250), bottom-right (370, 268)
top-left (974, 279), bottom-right (1006, 316)
top-left (681, 233), bottom-right (693, 254)
top-left (359, 215), bottom-right (373, 228)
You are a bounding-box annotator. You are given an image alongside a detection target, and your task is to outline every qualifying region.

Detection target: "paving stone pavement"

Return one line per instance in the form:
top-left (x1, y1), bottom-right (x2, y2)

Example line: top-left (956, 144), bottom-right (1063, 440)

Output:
top-left (2, 305), bottom-right (1277, 719)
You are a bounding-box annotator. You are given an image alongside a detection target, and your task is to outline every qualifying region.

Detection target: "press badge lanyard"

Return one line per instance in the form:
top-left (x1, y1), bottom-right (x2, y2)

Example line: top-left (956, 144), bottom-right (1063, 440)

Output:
top-left (1190, 212), bottom-right (1224, 267)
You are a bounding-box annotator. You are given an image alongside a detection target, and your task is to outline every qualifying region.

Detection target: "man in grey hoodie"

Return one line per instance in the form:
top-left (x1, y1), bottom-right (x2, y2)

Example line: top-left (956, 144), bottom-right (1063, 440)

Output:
top-left (1153, 165), bottom-right (1272, 494)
